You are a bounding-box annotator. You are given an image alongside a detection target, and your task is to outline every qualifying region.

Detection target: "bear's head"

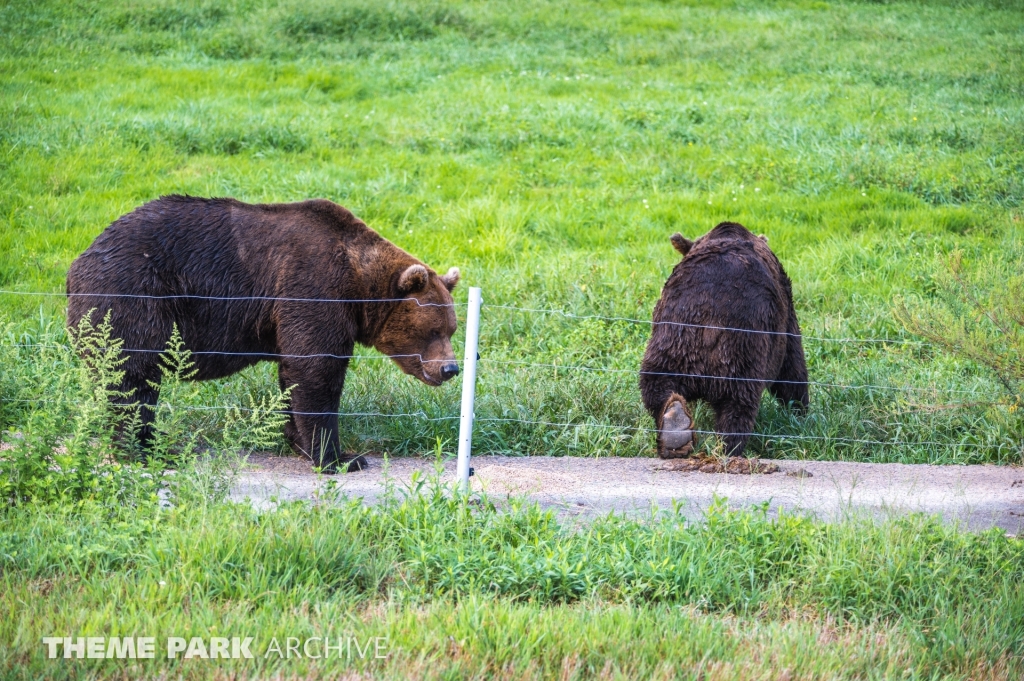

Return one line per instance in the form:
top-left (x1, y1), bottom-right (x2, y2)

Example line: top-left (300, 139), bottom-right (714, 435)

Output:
top-left (375, 264), bottom-right (461, 386)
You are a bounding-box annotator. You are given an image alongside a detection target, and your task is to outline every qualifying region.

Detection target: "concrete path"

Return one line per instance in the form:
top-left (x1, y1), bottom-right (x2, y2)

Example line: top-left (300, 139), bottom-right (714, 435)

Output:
top-left (230, 454), bottom-right (1024, 533)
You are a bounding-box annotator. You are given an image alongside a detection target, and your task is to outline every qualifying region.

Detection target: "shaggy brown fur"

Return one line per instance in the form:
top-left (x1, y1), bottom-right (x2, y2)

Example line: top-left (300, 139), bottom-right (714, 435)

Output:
top-left (67, 195), bottom-right (461, 473)
top-left (640, 222), bottom-right (808, 458)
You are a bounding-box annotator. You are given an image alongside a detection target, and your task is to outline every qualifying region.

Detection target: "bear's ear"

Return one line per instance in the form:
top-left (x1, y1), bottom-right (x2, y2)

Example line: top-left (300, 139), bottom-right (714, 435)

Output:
top-left (758, 233), bottom-right (769, 243)
top-left (440, 267), bottom-right (460, 292)
top-left (670, 233), bottom-right (694, 256)
top-left (397, 264), bottom-right (429, 295)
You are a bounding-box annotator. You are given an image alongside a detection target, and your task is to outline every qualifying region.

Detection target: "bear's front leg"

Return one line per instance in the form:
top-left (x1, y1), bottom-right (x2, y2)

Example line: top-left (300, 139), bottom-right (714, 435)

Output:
top-left (278, 358), bottom-right (366, 474)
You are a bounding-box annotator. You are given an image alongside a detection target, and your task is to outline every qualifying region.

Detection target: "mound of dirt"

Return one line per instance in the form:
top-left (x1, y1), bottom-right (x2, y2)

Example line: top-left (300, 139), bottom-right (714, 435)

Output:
top-left (655, 456), bottom-right (780, 475)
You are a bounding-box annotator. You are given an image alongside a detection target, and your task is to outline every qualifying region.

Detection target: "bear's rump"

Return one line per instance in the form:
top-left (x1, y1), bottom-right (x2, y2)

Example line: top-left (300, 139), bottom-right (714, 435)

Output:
top-left (643, 257), bottom-right (789, 400)
top-left (643, 323), bottom-right (785, 401)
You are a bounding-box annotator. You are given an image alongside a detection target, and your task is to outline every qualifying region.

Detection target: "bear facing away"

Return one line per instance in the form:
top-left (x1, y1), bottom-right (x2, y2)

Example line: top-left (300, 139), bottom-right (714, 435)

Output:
top-left (67, 195), bottom-right (461, 473)
top-left (639, 221), bottom-right (809, 458)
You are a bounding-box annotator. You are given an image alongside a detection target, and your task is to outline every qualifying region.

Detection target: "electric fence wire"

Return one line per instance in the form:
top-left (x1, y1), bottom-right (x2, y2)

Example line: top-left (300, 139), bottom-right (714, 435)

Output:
top-left (0, 397), bottom-right (1006, 451)
top-left (0, 342), bottom-right (1003, 398)
top-left (1, 291), bottom-right (1009, 453)
top-left (2, 289), bottom-right (935, 345)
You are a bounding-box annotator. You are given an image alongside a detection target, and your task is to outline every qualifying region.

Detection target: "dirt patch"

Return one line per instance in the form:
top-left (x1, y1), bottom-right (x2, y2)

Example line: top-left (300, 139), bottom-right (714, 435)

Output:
top-left (471, 464), bottom-right (581, 497)
top-left (655, 456), bottom-right (780, 475)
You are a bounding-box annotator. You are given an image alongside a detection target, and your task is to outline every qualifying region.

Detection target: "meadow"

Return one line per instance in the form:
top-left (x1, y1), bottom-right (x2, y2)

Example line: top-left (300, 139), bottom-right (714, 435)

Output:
top-left (1, 0), bottom-right (1023, 678)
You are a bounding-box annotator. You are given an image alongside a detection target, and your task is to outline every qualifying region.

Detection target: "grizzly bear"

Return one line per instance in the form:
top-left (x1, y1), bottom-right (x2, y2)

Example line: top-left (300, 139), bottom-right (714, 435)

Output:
top-left (639, 221), bottom-right (808, 458)
top-left (67, 195), bottom-right (461, 473)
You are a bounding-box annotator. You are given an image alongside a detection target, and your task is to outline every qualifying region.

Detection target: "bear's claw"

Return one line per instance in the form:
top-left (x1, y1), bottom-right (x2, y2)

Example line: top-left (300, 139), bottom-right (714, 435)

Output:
top-left (318, 455), bottom-right (368, 474)
top-left (340, 455), bottom-right (368, 473)
top-left (658, 394), bottom-right (695, 459)
top-left (343, 455), bottom-right (368, 472)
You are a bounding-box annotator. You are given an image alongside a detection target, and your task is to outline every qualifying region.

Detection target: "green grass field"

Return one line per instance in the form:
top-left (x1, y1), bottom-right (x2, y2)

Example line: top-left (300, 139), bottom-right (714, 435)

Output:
top-left (2, 0), bottom-right (1024, 678)
top-left (2, 0), bottom-right (1023, 464)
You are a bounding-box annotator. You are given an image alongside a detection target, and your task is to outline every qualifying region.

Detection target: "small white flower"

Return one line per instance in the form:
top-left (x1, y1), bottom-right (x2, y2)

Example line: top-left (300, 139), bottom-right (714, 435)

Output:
top-left (754, 188), bottom-right (760, 192)
top-left (159, 581), bottom-right (166, 587)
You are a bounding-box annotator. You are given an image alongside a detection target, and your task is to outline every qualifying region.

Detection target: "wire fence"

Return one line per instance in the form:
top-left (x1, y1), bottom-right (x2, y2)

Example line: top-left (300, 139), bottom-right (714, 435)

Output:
top-left (0, 398), bottom-right (1005, 452)
top-left (0, 342), bottom-right (997, 397)
top-left (483, 303), bottom-right (938, 346)
top-left (2, 288), bottom-right (936, 344)
top-left (1, 290), bottom-right (463, 307)
top-left (1, 289), bottom-right (1017, 458)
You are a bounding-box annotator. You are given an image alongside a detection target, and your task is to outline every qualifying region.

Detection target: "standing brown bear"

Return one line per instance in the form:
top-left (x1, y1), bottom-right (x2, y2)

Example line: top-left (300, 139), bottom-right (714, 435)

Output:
top-left (639, 221), bottom-right (808, 458)
top-left (67, 195), bottom-right (461, 473)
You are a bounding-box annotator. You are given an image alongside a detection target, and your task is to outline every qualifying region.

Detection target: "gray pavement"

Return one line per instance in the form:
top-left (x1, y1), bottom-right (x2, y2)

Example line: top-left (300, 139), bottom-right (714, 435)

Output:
top-left (230, 453), bottom-right (1024, 533)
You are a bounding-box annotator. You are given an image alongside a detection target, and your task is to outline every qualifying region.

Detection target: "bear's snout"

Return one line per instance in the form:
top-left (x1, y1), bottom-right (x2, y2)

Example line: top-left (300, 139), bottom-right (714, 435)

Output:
top-left (440, 362), bottom-right (460, 382)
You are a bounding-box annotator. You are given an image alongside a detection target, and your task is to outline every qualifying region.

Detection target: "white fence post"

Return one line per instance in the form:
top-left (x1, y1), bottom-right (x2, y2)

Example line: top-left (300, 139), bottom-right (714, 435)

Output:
top-left (456, 286), bottom-right (482, 494)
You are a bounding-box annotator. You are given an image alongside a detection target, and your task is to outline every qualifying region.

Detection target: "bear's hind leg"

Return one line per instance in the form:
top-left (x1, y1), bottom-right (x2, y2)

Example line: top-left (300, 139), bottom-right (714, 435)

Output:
top-left (112, 373), bottom-right (158, 455)
top-left (658, 393), bottom-right (695, 459)
top-left (133, 382), bottom-right (159, 451)
top-left (769, 308), bottom-right (809, 414)
top-left (278, 371), bottom-right (301, 453)
top-left (713, 399), bottom-right (760, 457)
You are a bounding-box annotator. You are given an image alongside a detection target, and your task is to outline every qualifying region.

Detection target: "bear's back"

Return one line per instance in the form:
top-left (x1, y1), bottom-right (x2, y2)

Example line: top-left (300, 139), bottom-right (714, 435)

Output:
top-left (67, 196), bottom-right (378, 299)
top-left (656, 234), bottom-right (788, 334)
top-left (65, 196), bottom-right (395, 372)
top-left (69, 196), bottom-right (247, 296)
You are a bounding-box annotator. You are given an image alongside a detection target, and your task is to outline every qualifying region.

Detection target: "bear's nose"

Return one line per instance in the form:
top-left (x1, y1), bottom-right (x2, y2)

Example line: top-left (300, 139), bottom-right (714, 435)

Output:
top-left (440, 362), bottom-right (460, 381)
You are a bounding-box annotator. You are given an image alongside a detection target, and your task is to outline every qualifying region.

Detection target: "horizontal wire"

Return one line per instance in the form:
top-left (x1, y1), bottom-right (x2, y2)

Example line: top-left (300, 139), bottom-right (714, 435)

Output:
top-left (2, 343), bottom-right (454, 364)
top-left (1, 399), bottom-right (1002, 450)
top-left (173, 405), bottom-right (459, 420)
top-left (185, 406), bottom-right (459, 420)
top-left (0, 290), bottom-right (1004, 454)
top-left (483, 303), bottom-right (935, 346)
top-left (0, 290), bottom-right (462, 307)
top-left (0, 343), bottom-right (1000, 398)
top-left (476, 359), bottom-right (1002, 397)
top-left (0, 398), bottom-right (459, 420)
top-left (471, 417), bottom-right (1003, 449)
top-left (2, 289), bottom-right (933, 346)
